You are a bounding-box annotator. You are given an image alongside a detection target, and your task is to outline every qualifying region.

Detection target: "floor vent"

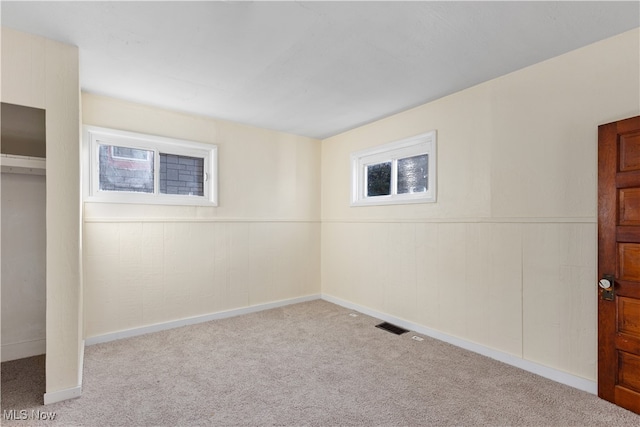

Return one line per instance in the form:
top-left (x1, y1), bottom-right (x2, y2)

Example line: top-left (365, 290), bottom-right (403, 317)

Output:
top-left (375, 322), bottom-right (409, 335)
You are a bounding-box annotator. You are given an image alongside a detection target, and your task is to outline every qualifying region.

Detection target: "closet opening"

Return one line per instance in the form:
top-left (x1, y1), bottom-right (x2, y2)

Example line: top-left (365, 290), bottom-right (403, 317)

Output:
top-left (1, 102), bottom-right (47, 402)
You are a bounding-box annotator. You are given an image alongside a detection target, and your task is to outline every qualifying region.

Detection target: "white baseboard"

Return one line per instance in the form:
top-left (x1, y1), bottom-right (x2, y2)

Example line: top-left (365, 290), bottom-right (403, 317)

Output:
top-left (78, 340), bottom-right (85, 385)
top-left (44, 386), bottom-right (82, 405)
top-left (85, 294), bottom-right (321, 346)
top-left (1, 339), bottom-right (46, 362)
top-left (321, 294), bottom-right (597, 395)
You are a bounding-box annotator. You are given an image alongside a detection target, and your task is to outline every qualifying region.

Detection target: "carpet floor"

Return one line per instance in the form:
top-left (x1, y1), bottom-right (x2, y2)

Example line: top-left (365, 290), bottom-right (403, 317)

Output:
top-left (1, 300), bottom-right (639, 426)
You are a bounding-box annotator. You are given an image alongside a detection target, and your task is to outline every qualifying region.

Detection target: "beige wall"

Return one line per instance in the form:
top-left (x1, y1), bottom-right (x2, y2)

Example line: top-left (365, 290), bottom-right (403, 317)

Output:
top-left (1, 173), bottom-right (46, 361)
top-left (321, 28), bottom-right (640, 381)
top-left (1, 28), bottom-right (82, 397)
top-left (82, 94), bottom-right (321, 338)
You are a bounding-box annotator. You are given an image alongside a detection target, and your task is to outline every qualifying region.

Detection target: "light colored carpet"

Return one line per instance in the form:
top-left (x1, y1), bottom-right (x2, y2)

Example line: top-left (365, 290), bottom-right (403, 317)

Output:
top-left (2, 300), bottom-right (639, 426)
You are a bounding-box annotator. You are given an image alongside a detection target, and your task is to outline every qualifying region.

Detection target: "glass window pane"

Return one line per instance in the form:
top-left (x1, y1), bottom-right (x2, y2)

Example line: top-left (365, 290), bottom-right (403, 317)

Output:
top-left (160, 153), bottom-right (204, 196)
top-left (112, 146), bottom-right (150, 160)
top-left (397, 154), bottom-right (428, 194)
top-left (367, 162), bottom-right (392, 197)
top-left (99, 145), bottom-right (154, 193)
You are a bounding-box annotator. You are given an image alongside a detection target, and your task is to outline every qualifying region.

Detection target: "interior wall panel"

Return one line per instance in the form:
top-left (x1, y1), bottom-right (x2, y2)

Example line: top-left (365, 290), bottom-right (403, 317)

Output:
top-left (1, 173), bottom-right (47, 361)
top-left (83, 221), bottom-right (320, 338)
top-left (320, 28), bottom-right (639, 382)
top-left (82, 93), bottom-right (321, 339)
top-left (2, 27), bottom-right (82, 400)
top-left (522, 223), bottom-right (597, 380)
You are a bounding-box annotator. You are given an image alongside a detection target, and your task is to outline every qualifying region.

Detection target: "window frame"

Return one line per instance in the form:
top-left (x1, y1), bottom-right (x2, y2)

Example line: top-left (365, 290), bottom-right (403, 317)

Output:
top-left (83, 126), bottom-right (218, 206)
top-left (350, 130), bottom-right (436, 206)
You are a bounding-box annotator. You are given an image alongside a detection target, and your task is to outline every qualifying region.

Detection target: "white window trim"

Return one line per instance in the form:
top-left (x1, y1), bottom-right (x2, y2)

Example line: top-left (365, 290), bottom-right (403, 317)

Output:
top-left (83, 126), bottom-right (218, 206)
top-left (351, 130), bottom-right (436, 206)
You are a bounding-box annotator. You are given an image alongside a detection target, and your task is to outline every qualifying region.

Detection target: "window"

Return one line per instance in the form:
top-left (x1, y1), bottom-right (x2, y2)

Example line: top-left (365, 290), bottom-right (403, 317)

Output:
top-left (84, 126), bottom-right (218, 206)
top-left (351, 131), bottom-right (436, 206)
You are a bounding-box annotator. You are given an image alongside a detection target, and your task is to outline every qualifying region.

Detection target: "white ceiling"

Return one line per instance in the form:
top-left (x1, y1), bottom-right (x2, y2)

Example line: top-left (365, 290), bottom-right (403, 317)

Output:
top-left (2, 1), bottom-right (639, 139)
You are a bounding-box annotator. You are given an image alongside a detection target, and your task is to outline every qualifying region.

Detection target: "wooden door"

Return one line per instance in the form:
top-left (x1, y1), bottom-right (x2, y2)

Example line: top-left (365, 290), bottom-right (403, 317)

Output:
top-left (598, 115), bottom-right (640, 413)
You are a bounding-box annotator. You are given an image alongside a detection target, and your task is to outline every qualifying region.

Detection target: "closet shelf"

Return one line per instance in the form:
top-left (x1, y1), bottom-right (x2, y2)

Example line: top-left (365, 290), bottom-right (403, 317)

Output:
top-left (1, 154), bottom-right (46, 175)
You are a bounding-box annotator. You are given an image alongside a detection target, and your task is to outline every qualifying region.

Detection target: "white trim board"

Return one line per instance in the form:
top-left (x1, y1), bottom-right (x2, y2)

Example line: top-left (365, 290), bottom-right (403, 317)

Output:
top-left (1, 339), bottom-right (46, 362)
top-left (83, 217), bottom-right (321, 224)
top-left (78, 340), bottom-right (85, 386)
top-left (321, 294), bottom-right (597, 395)
top-left (44, 386), bottom-right (82, 405)
top-left (322, 217), bottom-right (596, 224)
top-left (85, 294), bottom-right (321, 346)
